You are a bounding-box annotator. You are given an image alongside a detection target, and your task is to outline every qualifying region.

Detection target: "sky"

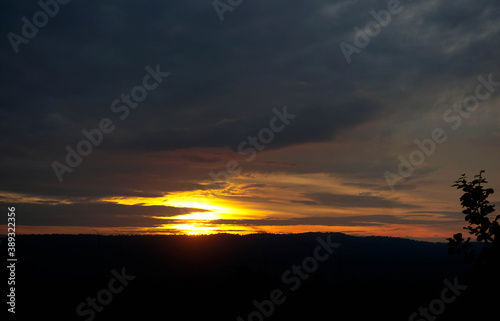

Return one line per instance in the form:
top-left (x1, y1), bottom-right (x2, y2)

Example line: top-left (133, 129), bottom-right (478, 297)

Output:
top-left (1, 0), bottom-right (499, 241)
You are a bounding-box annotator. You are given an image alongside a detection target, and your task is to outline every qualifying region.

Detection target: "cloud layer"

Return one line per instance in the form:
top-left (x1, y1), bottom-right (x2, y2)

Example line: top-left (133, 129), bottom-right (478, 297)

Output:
top-left (1, 0), bottom-right (499, 238)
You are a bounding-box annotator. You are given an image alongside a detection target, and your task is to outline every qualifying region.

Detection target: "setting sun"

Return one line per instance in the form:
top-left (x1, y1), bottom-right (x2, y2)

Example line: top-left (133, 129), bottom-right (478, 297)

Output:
top-left (100, 190), bottom-right (261, 235)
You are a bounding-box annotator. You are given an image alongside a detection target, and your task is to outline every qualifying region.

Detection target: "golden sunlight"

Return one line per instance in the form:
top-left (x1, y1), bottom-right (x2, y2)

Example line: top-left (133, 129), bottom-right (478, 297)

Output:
top-left (163, 223), bottom-right (219, 235)
top-left (101, 189), bottom-right (258, 235)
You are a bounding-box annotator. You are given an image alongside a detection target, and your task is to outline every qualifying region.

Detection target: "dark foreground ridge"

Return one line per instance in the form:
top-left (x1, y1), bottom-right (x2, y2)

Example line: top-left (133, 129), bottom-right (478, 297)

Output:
top-left (2, 232), bottom-right (496, 320)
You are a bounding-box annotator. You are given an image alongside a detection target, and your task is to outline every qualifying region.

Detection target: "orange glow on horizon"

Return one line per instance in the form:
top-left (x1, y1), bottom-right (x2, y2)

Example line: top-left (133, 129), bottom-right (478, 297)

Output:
top-left (9, 171), bottom-right (470, 239)
top-left (4, 224), bottom-right (453, 241)
top-left (94, 176), bottom-right (462, 238)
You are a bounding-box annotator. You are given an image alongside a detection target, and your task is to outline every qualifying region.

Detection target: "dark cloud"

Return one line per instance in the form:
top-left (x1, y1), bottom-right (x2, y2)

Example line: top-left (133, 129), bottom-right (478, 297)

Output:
top-left (208, 214), bottom-right (451, 227)
top-left (298, 192), bottom-right (419, 208)
top-left (404, 210), bottom-right (468, 221)
top-left (1, 0), bottom-right (499, 231)
top-left (0, 201), bottom-right (205, 227)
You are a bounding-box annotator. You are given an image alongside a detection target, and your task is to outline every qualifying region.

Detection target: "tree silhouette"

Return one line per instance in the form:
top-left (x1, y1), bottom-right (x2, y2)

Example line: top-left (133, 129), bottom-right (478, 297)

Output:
top-left (447, 170), bottom-right (499, 264)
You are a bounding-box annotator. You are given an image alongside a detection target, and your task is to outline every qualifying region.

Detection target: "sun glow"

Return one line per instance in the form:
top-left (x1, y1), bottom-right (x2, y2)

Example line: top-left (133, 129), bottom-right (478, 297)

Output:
top-left (95, 172), bottom-right (457, 238)
top-left (164, 223), bottom-right (219, 235)
top-left (101, 190), bottom-right (257, 235)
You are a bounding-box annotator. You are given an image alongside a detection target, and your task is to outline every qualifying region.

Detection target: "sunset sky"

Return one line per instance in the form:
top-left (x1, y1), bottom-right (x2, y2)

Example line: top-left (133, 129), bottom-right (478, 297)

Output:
top-left (1, 0), bottom-right (499, 241)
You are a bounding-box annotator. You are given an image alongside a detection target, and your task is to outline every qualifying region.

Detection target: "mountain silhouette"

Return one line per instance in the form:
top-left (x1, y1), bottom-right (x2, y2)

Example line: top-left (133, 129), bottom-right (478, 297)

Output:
top-left (3, 232), bottom-right (494, 320)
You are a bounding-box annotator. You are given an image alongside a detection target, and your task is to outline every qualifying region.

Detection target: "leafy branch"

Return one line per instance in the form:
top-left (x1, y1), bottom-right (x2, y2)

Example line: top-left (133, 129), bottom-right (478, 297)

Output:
top-left (447, 170), bottom-right (499, 262)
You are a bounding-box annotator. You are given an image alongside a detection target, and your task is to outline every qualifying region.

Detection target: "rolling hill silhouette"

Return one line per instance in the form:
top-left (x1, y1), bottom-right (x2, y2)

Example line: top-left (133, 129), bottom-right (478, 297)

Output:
top-left (3, 232), bottom-right (495, 320)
